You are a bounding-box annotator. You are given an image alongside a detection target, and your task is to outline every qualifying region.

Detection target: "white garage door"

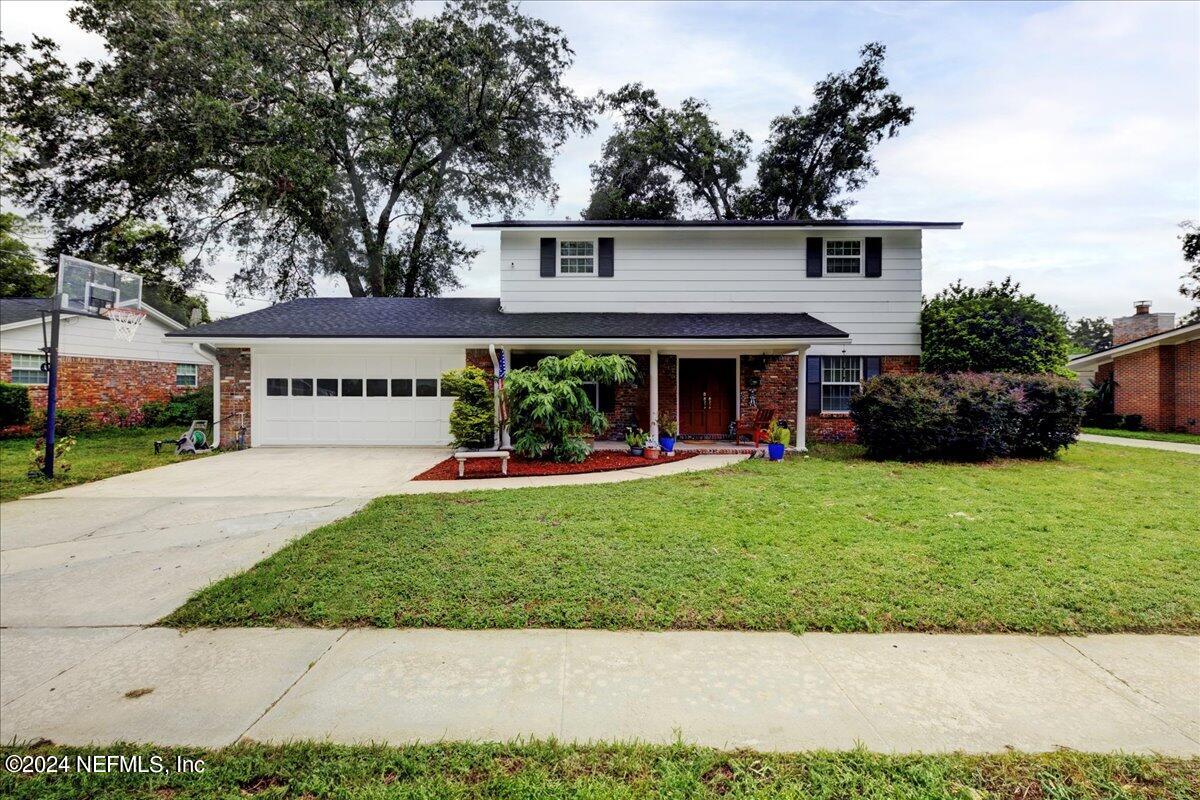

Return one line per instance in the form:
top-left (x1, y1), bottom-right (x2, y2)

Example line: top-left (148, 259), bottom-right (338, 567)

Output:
top-left (253, 347), bottom-right (465, 445)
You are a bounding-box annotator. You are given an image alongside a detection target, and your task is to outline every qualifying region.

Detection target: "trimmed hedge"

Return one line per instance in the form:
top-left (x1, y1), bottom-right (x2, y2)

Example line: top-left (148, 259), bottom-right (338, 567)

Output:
top-left (850, 373), bottom-right (1085, 461)
top-left (0, 382), bottom-right (32, 427)
top-left (140, 387), bottom-right (213, 428)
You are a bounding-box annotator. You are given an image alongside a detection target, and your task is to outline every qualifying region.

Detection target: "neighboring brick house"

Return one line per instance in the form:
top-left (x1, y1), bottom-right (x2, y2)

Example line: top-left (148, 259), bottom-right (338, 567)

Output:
top-left (1069, 302), bottom-right (1199, 434)
top-left (168, 218), bottom-right (962, 448)
top-left (1, 297), bottom-right (215, 420)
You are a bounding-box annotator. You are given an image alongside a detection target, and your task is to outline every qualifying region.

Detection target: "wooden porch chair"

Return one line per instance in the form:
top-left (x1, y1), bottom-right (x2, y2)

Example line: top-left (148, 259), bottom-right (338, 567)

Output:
top-left (734, 407), bottom-right (776, 446)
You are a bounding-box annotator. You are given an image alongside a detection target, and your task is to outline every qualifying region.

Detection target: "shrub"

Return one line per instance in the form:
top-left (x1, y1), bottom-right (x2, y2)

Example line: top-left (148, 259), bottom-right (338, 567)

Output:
top-left (29, 407), bottom-right (99, 436)
top-left (140, 387), bottom-right (213, 428)
top-left (29, 434), bottom-right (77, 477)
top-left (441, 365), bottom-right (494, 449)
top-left (506, 351), bottom-right (637, 462)
top-left (1123, 414), bottom-right (1143, 431)
top-left (851, 372), bottom-right (1085, 461)
top-left (0, 382), bottom-right (31, 427)
top-left (921, 278), bottom-right (1072, 376)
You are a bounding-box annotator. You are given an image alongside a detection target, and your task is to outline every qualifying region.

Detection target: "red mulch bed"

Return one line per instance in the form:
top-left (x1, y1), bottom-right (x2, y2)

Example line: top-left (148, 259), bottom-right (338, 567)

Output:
top-left (413, 449), bottom-right (700, 480)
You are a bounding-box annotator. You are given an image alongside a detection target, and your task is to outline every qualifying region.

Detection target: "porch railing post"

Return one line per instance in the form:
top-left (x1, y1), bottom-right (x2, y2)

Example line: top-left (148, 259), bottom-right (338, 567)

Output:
top-left (649, 349), bottom-right (659, 444)
top-left (796, 346), bottom-right (809, 452)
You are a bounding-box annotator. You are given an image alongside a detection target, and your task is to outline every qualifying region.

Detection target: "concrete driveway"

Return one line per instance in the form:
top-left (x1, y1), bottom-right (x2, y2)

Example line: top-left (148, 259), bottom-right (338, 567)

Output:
top-left (0, 447), bottom-right (448, 628)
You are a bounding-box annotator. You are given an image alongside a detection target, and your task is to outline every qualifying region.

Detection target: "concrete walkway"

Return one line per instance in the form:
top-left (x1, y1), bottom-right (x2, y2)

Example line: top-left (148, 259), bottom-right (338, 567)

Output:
top-left (1, 627), bottom-right (1196, 754)
top-left (1079, 433), bottom-right (1200, 454)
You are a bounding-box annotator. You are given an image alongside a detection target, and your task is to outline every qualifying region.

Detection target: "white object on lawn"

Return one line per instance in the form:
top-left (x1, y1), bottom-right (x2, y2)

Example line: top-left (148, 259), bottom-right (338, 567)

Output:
top-left (454, 450), bottom-right (510, 477)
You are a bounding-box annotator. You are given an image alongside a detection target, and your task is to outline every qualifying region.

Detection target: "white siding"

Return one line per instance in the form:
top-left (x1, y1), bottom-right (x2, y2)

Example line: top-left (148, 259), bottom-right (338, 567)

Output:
top-left (0, 313), bottom-right (211, 364)
top-left (498, 229), bottom-right (923, 356)
top-left (251, 344), bottom-right (463, 446)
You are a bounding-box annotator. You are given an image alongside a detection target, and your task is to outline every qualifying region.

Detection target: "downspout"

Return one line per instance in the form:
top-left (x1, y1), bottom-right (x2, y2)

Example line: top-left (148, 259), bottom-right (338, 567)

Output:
top-left (196, 343), bottom-right (220, 448)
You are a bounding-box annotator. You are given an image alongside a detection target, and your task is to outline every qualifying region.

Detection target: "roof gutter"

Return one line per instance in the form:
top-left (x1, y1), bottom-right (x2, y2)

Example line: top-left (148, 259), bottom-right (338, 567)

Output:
top-left (163, 335), bottom-right (848, 348)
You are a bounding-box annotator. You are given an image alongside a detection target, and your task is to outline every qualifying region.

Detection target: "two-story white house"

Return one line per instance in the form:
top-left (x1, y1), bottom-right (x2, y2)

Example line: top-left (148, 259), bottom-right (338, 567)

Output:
top-left (169, 219), bottom-right (960, 448)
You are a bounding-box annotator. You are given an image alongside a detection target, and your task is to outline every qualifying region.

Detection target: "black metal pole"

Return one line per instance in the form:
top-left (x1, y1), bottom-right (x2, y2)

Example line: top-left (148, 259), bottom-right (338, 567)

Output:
top-left (42, 294), bottom-right (62, 479)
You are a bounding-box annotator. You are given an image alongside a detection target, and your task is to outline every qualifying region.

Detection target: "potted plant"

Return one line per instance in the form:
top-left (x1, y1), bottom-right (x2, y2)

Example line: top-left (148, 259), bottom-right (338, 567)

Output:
top-left (765, 420), bottom-right (790, 462)
top-left (657, 415), bottom-right (679, 456)
top-left (625, 427), bottom-right (648, 456)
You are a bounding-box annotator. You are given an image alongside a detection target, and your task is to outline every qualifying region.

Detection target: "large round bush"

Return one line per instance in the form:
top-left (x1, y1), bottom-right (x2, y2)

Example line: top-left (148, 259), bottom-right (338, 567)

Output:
top-left (850, 373), bottom-right (1085, 461)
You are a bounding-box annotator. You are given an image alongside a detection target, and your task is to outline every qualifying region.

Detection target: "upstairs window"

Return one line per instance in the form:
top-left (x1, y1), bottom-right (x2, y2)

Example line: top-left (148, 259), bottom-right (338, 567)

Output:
top-left (820, 356), bottom-right (863, 413)
top-left (558, 240), bottom-right (595, 275)
top-left (11, 353), bottom-right (48, 385)
top-left (825, 239), bottom-right (863, 275)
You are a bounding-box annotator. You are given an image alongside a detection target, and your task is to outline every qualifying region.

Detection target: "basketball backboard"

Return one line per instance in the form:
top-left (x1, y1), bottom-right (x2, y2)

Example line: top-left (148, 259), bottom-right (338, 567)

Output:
top-left (56, 254), bottom-right (143, 316)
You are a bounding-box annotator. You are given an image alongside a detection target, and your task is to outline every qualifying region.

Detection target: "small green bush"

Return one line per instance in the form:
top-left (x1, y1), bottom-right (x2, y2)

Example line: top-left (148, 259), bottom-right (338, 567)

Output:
top-left (851, 372), bottom-right (1085, 461)
top-left (28, 407), bottom-right (99, 436)
top-left (441, 365), bottom-right (494, 449)
top-left (0, 382), bottom-right (31, 427)
top-left (140, 387), bottom-right (213, 427)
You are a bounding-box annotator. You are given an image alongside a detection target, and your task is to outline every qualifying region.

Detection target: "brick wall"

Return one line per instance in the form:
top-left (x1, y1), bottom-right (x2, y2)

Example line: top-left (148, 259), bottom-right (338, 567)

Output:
top-left (799, 354), bottom-right (920, 444)
top-left (882, 355), bottom-right (919, 375)
top-left (1174, 340), bottom-right (1199, 433)
top-left (739, 354), bottom-right (799, 432)
top-left (0, 352), bottom-right (212, 410)
top-left (216, 348), bottom-right (252, 446)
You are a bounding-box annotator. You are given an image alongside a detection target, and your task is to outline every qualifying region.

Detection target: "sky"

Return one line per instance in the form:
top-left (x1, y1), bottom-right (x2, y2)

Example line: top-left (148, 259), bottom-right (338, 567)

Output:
top-left (2, 0), bottom-right (1198, 322)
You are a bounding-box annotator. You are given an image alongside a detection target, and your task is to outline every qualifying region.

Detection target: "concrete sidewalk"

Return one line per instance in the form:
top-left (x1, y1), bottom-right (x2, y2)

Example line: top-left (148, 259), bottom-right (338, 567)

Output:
top-left (1079, 433), bottom-right (1200, 454)
top-left (2, 627), bottom-right (1196, 754)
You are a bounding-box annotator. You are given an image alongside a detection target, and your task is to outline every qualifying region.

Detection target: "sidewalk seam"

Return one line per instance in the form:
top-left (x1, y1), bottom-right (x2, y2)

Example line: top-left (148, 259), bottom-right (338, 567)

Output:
top-left (234, 628), bottom-right (349, 745)
top-left (0, 625), bottom-right (144, 708)
top-left (796, 634), bottom-right (890, 748)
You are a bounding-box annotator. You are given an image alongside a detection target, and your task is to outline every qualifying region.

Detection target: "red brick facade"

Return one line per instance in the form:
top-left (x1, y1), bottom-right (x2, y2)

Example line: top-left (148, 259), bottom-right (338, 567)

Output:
top-left (216, 348), bottom-right (252, 446)
top-left (1111, 340), bottom-right (1199, 433)
top-left (739, 354), bottom-right (799, 433)
top-left (0, 352), bottom-right (212, 410)
top-left (802, 354), bottom-right (919, 443)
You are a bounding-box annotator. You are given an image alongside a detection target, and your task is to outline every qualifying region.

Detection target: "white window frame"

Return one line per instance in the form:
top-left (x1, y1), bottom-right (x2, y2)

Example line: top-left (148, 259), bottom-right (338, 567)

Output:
top-left (824, 238), bottom-right (864, 276)
top-left (557, 238), bottom-right (597, 276)
top-left (581, 380), bottom-right (600, 410)
top-left (10, 353), bottom-right (48, 385)
top-left (820, 356), bottom-right (864, 414)
top-left (175, 363), bottom-right (199, 387)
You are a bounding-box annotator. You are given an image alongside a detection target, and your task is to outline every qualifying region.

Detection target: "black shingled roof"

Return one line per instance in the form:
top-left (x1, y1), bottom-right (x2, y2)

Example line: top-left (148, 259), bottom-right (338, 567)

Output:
top-left (472, 218), bottom-right (962, 229)
top-left (0, 297), bottom-right (53, 326)
top-left (168, 297), bottom-right (848, 340)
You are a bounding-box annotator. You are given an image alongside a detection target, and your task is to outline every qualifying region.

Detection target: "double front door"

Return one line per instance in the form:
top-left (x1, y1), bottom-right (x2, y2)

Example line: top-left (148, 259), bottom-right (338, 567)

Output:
top-left (679, 358), bottom-right (736, 436)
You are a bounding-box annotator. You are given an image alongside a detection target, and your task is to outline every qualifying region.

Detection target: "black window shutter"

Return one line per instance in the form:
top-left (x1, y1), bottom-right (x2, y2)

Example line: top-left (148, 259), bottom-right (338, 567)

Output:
top-left (806, 237), bottom-right (823, 278)
top-left (864, 237), bottom-right (882, 278)
top-left (540, 237), bottom-right (556, 277)
top-left (598, 237), bottom-right (614, 277)
top-left (805, 355), bottom-right (822, 414)
top-left (864, 356), bottom-right (881, 381)
top-left (598, 382), bottom-right (616, 413)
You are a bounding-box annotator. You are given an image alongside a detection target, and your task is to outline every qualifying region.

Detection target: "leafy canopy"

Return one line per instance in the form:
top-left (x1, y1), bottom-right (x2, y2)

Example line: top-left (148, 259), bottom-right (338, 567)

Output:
top-left (1, 0), bottom-right (594, 301)
top-left (506, 351), bottom-right (637, 463)
top-left (1180, 220), bottom-right (1199, 325)
top-left (920, 278), bottom-right (1072, 376)
top-left (0, 213), bottom-right (52, 298)
top-left (1066, 316), bottom-right (1112, 354)
top-left (582, 43), bottom-right (912, 221)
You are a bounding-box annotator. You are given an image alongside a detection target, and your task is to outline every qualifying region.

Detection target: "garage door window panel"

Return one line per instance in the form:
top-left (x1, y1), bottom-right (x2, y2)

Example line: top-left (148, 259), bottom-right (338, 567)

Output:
top-left (415, 378), bottom-right (438, 397)
top-left (291, 378), bottom-right (313, 396)
top-left (392, 378), bottom-right (413, 397)
top-left (267, 378), bottom-right (288, 396)
top-left (366, 378), bottom-right (388, 397)
top-left (341, 378), bottom-right (363, 397)
top-left (316, 379), bottom-right (338, 396)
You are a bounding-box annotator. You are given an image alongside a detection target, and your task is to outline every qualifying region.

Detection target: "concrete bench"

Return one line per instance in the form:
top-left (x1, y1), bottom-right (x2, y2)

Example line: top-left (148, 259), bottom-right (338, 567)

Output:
top-left (454, 449), bottom-right (510, 478)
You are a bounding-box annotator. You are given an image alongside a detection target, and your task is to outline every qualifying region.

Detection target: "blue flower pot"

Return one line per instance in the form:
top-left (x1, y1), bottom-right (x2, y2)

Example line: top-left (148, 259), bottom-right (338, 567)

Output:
top-left (767, 442), bottom-right (786, 461)
top-left (629, 446), bottom-right (644, 457)
top-left (660, 436), bottom-right (676, 453)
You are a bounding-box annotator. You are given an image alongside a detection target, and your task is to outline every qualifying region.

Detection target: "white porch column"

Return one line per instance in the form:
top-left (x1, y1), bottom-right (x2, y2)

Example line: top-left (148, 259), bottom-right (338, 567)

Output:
top-left (796, 346), bottom-right (809, 452)
top-left (649, 349), bottom-right (659, 443)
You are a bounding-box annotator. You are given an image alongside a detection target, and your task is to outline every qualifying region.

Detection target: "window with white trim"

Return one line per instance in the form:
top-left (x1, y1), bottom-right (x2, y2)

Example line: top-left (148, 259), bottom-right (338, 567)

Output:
top-left (825, 239), bottom-right (863, 275)
top-left (581, 380), bottom-right (600, 410)
top-left (175, 363), bottom-right (198, 387)
top-left (558, 240), bottom-right (595, 275)
top-left (820, 356), bottom-right (863, 413)
top-left (10, 353), bottom-right (48, 385)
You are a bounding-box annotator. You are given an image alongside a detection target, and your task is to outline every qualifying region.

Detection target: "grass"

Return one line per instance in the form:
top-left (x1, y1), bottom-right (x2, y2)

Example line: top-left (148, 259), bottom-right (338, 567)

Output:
top-left (0, 426), bottom-right (214, 503)
top-left (165, 442), bottom-right (1200, 634)
top-left (1082, 426), bottom-right (1200, 445)
top-left (2, 741), bottom-right (1197, 799)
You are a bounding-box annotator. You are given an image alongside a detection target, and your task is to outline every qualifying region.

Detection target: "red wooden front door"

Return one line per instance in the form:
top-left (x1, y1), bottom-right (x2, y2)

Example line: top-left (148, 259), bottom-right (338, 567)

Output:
top-left (679, 359), bottom-right (736, 436)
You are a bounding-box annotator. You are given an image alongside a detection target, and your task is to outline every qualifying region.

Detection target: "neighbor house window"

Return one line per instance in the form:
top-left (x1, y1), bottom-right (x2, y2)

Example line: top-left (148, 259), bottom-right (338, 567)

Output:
top-left (825, 239), bottom-right (863, 274)
top-left (10, 353), bottom-right (48, 385)
top-left (175, 363), bottom-right (199, 387)
top-left (820, 356), bottom-right (863, 413)
top-left (558, 240), bottom-right (595, 275)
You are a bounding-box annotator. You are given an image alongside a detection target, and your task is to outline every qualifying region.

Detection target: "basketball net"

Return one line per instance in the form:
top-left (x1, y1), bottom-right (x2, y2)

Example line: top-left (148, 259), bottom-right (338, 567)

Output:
top-left (102, 307), bottom-right (147, 342)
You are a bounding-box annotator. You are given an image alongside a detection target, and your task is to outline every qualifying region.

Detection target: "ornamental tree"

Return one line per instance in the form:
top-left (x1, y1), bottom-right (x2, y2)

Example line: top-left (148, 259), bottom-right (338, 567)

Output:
top-left (441, 365), bottom-right (494, 449)
top-left (506, 351), bottom-right (637, 463)
top-left (920, 278), bottom-right (1072, 376)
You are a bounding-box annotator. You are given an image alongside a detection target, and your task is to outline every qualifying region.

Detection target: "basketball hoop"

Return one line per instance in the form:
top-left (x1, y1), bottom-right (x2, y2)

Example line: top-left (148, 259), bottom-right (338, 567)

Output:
top-left (102, 306), bottom-right (147, 342)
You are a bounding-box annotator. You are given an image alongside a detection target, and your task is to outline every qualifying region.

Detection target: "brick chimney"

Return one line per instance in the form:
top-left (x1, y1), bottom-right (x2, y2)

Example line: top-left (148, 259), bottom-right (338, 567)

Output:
top-left (1112, 301), bottom-right (1175, 346)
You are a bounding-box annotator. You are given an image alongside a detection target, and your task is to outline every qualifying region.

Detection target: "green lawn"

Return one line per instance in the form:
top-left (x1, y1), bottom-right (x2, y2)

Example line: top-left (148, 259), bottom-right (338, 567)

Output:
top-left (2, 742), bottom-right (1196, 800)
top-left (0, 426), bottom-right (214, 503)
top-left (1082, 426), bottom-right (1200, 445)
top-left (165, 442), bottom-right (1200, 634)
